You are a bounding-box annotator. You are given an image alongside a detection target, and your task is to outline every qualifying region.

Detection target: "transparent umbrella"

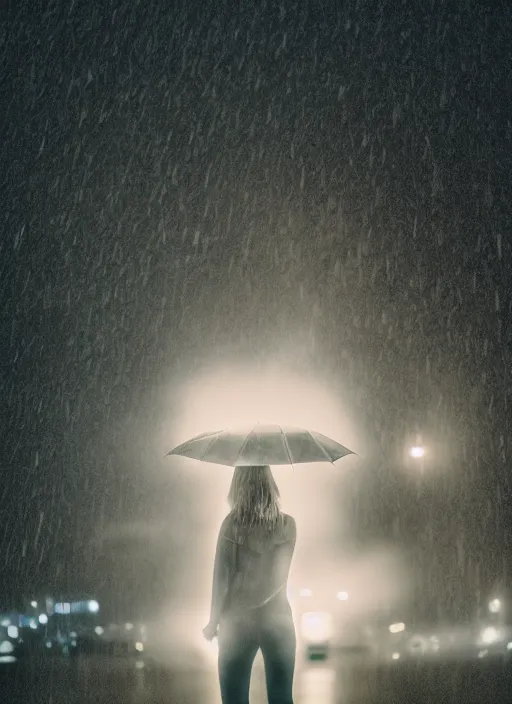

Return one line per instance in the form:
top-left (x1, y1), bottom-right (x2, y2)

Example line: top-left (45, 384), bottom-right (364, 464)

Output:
top-left (167, 424), bottom-right (354, 467)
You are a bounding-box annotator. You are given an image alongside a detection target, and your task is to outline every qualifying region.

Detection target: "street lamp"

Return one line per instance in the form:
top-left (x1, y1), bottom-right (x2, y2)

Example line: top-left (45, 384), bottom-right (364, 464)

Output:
top-left (407, 437), bottom-right (427, 489)
top-left (409, 446), bottom-right (426, 459)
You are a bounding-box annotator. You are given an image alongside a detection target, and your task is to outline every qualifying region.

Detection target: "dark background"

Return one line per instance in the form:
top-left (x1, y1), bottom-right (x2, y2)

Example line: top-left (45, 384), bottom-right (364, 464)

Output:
top-left (1, 0), bottom-right (511, 621)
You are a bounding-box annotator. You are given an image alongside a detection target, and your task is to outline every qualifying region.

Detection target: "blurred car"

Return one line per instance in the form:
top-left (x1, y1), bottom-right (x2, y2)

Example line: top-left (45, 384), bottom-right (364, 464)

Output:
top-left (287, 584), bottom-right (371, 659)
top-left (72, 623), bottom-right (146, 658)
top-left (41, 622), bottom-right (146, 659)
top-left (372, 621), bottom-right (512, 663)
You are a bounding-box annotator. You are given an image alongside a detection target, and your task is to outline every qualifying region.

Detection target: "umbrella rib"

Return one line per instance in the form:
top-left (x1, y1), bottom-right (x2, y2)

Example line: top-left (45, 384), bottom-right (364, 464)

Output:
top-left (306, 430), bottom-right (334, 464)
top-left (199, 431), bottom-right (224, 461)
top-left (233, 428), bottom-right (256, 466)
top-left (278, 426), bottom-right (294, 466)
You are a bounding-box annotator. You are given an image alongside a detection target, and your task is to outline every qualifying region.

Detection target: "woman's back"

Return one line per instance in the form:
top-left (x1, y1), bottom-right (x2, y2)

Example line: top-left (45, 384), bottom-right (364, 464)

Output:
top-left (222, 512), bottom-right (296, 611)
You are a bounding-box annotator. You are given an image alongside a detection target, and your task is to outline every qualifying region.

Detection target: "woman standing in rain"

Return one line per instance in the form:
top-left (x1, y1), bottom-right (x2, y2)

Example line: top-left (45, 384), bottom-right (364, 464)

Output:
top-left (203, 465), bottom-right (297, 704)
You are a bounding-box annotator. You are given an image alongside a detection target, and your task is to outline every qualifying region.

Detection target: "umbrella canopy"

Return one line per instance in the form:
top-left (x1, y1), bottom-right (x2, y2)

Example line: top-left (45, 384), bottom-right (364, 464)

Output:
top-left (167, 424), bottom-right (354, 467)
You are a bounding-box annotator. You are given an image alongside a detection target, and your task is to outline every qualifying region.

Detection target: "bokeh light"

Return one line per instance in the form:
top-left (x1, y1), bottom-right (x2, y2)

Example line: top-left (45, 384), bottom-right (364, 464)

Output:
top-left (409, 445), bottom-right (426, 459)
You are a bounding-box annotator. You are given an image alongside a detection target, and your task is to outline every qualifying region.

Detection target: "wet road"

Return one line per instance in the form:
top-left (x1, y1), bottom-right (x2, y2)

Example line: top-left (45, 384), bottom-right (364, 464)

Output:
top-left (1, 653), bottom-right (512, 704)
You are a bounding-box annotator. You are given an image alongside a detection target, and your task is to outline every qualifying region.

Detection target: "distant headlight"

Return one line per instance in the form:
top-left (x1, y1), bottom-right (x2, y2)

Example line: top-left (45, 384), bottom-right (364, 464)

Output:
top-left (7, 626), bottom-right (18, 639)
top-left (301, 612), bottom-right (332, 644)
top-left (389, 623), bottom-right (405, 634)
top-left (480, 627), bottom-right (501, 645)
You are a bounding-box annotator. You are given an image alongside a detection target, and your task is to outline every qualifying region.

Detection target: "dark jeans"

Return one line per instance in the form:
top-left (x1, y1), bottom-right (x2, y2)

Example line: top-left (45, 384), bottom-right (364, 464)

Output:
top-left (218, 596), bottom-right (296, 704)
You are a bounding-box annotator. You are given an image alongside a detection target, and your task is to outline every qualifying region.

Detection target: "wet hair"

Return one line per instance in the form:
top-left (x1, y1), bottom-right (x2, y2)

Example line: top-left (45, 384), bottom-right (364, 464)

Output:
top-left (227, 465), bottom-right (281, 528)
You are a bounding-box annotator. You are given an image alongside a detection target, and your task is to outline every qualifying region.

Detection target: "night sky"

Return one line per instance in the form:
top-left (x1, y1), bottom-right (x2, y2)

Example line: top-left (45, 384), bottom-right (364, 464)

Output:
top-left (1, 0), bottom-right (511, 619)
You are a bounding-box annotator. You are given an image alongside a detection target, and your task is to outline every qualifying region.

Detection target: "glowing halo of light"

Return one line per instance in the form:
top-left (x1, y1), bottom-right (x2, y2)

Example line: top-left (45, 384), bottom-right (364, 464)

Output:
top-left (409, 446), bottom-right (425, 459)
top-left (162, 362), bottom-right (362, 458)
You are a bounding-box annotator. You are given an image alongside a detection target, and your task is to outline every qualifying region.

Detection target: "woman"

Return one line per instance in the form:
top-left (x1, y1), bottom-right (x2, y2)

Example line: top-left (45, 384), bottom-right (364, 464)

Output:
top-left (203, 465), bottom-right (297, 704)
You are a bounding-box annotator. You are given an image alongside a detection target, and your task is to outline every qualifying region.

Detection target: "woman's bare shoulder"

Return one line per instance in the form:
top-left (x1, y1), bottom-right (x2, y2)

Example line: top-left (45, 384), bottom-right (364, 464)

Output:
top-left (219, 513), bottom-right (235, 538)
top-left (281, 513), bottom-right (297, 535)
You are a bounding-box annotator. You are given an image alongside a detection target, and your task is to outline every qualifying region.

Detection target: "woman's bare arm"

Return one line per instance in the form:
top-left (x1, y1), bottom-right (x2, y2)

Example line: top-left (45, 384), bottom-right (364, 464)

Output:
top-left (208, 518), bottom-right (231, 628)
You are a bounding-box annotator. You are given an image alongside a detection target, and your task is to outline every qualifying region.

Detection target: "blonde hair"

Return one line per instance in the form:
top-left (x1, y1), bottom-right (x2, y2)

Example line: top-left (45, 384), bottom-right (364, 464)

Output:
top-left (228, 465), bottom-right (281, 528)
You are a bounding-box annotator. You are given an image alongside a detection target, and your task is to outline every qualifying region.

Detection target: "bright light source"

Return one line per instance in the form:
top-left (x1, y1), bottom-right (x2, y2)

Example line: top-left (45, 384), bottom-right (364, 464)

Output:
top-left (409, 446), bottom-right (425, 459)
top-left (389, 622), bottom-right (406, 634)
top-left (481, 627), bottom-right (500, 645)
top-left (336, 591), bottom-right (349, 601)
top-left (391, 652), bottom-right (400, 660)
top-left (7, 626), bottom-right (18, 639)
top-left (88, 600), bottom-right (100, 613)
top-left (29, 619), bottom-right (37, 630)
top-left (125, 623), bottom-right (134, 631)
top-left (0, 641), bottom-right (14, 655)
top-left (135, 641), bottom-right (144, 652)
top-left (1, 620), bottom-right (10, 627)
top-left (300, 588), bottom-right (313, 598)
top-left (506, 642), bottom-right (512, 651)
top-left (94, 626), bottom-right (104, 635)
top-left (171, 366), bottom-right (360, 452)
top-left (38, 614), bottom-right (48, 625)
top-left (301, 612), bottom-right (333, 644)
top-left (489, 598), bottom-right (502, 614)
top-left (30, 601), bottom-right (38, 609)
top-left (165, 363), bottom-right (362, 613)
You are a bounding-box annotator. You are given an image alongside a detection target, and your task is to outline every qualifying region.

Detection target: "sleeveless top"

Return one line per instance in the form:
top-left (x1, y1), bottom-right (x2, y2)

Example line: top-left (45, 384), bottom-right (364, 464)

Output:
top-left (221, 513), bottom-right (296, 612)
